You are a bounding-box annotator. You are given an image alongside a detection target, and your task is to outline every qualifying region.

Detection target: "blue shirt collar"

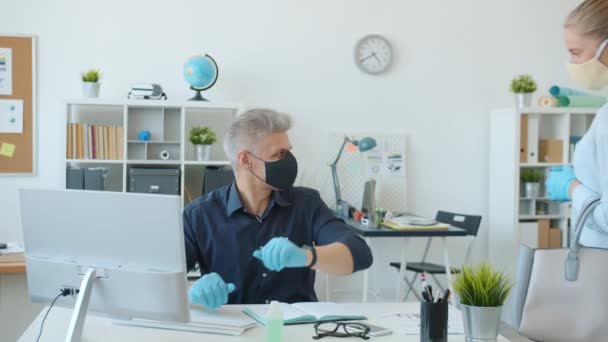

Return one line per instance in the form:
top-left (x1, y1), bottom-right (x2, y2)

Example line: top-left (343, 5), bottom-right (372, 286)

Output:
top-left (226, 182), bottom-right (292, 216)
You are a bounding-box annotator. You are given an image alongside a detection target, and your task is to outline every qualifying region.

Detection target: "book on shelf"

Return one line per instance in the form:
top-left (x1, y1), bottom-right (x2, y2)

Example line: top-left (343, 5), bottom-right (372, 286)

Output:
top-left (91, 125), bottom-right (96, 160)
top-left (77, 123), bottom-right (83, 159)
top-left (72, 124), bottom-right (77, 159)
top-left (67, 123), bottom-right (73, 159)
top-left (105, 126), bottom-right (110, 160)
top-left (97, 125), bottom-right (103, 160)
top-left (110, 126), bottom-right (116, 160)
top-left (84, 123), bottom-right (89, 160)
top-left (116, 127), bottom-right (124, 160)
top-left (66, 123), bottom-right (123, 161)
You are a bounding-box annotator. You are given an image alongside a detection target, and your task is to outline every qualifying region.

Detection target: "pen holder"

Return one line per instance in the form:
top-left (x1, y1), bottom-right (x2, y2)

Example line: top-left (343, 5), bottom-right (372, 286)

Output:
top-left (420, 301), bottom-right (448, 342)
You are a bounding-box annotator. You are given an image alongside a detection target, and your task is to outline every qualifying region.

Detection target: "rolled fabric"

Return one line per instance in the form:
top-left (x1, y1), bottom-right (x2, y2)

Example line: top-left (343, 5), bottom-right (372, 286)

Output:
top-left (556, 95), bottom-right (608, 108)
top-left (549, 86), bottom-right (589, 97)
top-left (538, 96), bottom-right (559, 108)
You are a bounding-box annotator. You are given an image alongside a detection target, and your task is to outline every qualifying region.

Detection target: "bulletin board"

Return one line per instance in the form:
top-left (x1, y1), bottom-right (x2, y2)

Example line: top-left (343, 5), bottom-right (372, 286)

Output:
top-left (328, 132), bottom-right (408, 212)
top-left (0, 35), bottom-right (36, 175)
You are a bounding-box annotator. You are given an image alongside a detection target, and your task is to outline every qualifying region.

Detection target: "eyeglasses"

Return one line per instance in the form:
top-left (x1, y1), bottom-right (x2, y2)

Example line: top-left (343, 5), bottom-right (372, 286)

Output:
top-left (313, 321), bottom-right (370, 340)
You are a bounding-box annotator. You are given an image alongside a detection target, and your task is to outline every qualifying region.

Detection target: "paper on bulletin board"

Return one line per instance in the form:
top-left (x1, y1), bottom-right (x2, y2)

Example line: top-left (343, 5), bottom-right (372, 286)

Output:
top-left (365, 139), bottom-right (406, 177)
top-left (0, 142), bottom-right (16, 158)
top-left (0, 48), bottom-right (12, 95)
top-left (0, 99), bottom-right (23, 133)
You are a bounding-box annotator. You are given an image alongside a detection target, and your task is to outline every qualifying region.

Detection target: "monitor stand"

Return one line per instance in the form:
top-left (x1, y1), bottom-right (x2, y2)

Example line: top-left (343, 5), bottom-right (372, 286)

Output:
top-left (66, 268), bottom-right (99, 342)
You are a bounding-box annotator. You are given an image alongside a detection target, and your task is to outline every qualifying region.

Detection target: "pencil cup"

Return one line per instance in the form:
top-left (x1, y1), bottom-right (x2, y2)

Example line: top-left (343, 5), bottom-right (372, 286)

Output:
top-left (420, 301), bottom-right (448, 342)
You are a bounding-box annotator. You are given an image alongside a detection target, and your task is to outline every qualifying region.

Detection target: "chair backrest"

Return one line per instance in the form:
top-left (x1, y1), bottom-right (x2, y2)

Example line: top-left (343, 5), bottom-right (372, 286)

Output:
top-left (435, 211), bottom-right (482, 237)
top-left (202, 166), bottom-right (234, 195)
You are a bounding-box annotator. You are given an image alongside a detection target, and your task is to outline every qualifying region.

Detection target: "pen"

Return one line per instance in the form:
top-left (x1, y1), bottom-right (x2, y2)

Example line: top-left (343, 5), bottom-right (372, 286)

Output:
top-left (435, 290), bottom-right (442, 303)
top-left (420, 272), bottom-right (430, 302)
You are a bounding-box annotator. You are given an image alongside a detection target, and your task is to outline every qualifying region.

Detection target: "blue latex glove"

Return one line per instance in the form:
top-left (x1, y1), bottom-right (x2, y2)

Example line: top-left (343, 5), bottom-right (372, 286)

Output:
top-left (545, 166), bottom-right (576, 202)
top-left (253, 237), bottom-right (308, 271)
top-left (188, 272), bottom-right (236, 309)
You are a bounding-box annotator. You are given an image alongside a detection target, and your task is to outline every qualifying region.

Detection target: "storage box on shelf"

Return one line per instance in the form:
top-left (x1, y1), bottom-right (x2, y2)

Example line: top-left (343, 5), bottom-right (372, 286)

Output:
top-left (65, 98), bottom-right (240, 209)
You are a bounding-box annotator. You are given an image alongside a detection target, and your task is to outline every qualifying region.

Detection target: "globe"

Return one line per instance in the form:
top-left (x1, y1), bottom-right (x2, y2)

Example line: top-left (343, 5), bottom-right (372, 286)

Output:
top-left (183, 54), bottom-right (219, 101)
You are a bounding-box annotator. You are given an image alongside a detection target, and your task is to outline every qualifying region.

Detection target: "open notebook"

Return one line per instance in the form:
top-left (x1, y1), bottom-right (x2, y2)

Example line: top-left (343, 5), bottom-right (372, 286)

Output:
top-left (243, 302), bottom-right (367, 325)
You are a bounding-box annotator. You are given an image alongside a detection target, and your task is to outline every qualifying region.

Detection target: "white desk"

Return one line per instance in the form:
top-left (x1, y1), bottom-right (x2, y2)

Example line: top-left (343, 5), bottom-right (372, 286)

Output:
top-left (19, 302), bottom-right (512, 341)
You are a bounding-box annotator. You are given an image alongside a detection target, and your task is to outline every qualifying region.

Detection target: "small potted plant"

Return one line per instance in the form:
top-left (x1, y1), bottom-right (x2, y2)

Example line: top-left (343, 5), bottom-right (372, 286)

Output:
top-left (189, 126), bottom-right (217, 161)
top-left (81, 69), bottom-right (101, 98)
top-left (453, 263), bottom-right (513, 342)
top-left (520, 168), bottom-right (542, 198)
top-left (510, 74), bottom-right (537, 108)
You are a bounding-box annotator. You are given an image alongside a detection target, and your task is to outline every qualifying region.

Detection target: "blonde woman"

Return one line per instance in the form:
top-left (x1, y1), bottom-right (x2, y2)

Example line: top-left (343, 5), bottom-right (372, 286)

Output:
top-left (546, 0), bottom-right (608, 248)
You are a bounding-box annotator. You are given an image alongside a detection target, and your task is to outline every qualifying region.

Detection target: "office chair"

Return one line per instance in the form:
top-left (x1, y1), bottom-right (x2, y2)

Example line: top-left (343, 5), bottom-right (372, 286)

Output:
top-left (201, 166), bottom-right (234, 195)
top-left (389, 211), bottom-right (482, 301)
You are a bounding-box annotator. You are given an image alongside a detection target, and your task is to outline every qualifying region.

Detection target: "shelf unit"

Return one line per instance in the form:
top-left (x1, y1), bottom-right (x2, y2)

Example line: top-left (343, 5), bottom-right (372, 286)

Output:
top-left (65, 98), bottom-right (240, 209)
top-left (489, 106), bottom-right (597, 274)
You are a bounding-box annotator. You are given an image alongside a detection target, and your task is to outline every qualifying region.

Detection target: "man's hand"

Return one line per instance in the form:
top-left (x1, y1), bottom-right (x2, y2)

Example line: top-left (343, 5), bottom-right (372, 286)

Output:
top-left (253, 237), bottom-right (308, 271)
top-left (188, 272), bottom-right (236, 309)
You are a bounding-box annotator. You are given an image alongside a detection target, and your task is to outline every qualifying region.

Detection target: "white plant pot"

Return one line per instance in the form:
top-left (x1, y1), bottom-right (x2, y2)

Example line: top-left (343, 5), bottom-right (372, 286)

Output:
top-left (82, 82), bottom-right (100, 98)
top-left (515, 93), bottom-right (532, 109)
top-left (524, 182), bottom-right (540, 198)
top-left (194, 144), bottom-right (211, 161)
top-left (461, 304), bottom-right (503, 342)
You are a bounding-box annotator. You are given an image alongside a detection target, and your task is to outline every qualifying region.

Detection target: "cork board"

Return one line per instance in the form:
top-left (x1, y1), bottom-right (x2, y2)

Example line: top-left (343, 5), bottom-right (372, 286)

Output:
top-left (0, 35), bottom-right (35, 175)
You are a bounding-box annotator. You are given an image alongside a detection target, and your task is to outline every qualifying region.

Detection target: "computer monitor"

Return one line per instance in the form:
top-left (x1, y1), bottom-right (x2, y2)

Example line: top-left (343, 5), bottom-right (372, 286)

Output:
top-left (19, 189), bottom-right (190, 342)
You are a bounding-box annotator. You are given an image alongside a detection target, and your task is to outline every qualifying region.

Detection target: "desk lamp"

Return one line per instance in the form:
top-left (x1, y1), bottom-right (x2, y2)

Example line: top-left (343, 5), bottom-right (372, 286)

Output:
top-left (330, 136), bottom-right (377, 216)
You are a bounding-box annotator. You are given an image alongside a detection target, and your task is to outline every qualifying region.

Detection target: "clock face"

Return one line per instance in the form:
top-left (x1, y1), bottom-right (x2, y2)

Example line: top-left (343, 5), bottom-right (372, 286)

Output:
top-left (354, 34), bottom-right (393, 75)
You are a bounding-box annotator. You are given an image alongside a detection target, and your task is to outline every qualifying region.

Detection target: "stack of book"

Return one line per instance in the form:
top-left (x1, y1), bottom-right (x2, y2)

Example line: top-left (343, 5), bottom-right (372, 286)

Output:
top-left (67, 123), bottom-right (124, 160)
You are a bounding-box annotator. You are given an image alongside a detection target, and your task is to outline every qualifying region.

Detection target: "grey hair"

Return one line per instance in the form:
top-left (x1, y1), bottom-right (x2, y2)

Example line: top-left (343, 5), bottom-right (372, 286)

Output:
top-left (223, 108), bottom-right (292, 164)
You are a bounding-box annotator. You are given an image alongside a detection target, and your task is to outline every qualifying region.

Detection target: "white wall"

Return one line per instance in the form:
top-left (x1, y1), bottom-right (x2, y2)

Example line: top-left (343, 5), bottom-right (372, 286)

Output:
top-left (0, 0), bottom-right (578, 296)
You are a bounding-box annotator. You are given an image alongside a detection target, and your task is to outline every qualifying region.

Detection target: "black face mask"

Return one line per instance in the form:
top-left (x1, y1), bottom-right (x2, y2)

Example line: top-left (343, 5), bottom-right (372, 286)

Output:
top-left (248, 151), bottom-right (298, 190)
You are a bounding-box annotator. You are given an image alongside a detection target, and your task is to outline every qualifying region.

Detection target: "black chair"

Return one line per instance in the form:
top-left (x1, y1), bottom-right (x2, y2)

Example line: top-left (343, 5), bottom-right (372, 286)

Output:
top-left (202, 166), bottom-right (234, 195)
top-left (389, 211), bottom-right (482, 301)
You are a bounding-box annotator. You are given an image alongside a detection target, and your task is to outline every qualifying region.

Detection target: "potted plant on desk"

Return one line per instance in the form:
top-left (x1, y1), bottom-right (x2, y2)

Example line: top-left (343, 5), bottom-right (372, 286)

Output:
top-left (190, 126), bottom-right (217, 161)
top-left (453, 262), bottom-right (512, 342)
top-left (81, 69), bottom-right (102, 98)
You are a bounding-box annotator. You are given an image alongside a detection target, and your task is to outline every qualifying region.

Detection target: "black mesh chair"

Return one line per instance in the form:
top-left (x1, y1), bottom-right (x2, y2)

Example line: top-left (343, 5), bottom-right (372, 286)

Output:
top-left (202, 166), bottom-right (234, 195)
top-left (389, 211), bottom-right (482, 301)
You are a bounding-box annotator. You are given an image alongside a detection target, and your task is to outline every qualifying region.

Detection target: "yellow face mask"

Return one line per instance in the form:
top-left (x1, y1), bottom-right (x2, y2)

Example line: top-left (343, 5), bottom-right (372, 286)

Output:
top-left (567, 39), bottom-right (608, 90)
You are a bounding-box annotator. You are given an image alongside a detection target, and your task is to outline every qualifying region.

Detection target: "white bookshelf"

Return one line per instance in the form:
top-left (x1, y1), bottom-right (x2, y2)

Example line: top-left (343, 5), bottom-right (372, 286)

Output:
top-left (65, 99), bottom-right (240, 209)
top-left (489, 106), bottom-right (597, 274)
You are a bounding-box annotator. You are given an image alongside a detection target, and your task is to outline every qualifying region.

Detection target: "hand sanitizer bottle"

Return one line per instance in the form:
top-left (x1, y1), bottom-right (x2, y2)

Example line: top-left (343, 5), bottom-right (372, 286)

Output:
top-left (266, 301), bottom-right (283, 342)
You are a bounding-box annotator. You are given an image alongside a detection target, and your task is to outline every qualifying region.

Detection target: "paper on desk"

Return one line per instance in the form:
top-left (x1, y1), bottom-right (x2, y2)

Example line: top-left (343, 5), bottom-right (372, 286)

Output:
top-left (382, 312), bottom-right (465, 335)
top-left (0, 242), bottom-right (24, 255)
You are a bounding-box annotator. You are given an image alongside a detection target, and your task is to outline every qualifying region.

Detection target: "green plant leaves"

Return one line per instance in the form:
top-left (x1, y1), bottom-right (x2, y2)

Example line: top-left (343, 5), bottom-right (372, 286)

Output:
top-left (189, 126), bottom-right (217, 145)
top-left (81, 69), bottom-right (101, 83)
top-left (452, 262), bottom-right (513, 307)
top-left (520, 168), bottom-right (541, 183)
top-left (510, 74), bottom-right (537, 93)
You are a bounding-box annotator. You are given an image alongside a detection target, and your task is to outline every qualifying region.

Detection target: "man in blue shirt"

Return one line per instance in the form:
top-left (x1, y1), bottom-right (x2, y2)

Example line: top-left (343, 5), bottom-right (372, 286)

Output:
top-left (184, 108), bottom-right (373, 308)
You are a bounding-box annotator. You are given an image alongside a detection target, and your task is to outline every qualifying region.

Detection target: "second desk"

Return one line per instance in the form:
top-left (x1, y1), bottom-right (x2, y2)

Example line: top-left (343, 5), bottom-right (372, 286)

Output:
top-left (345, 218), bottom-right (468, 302)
